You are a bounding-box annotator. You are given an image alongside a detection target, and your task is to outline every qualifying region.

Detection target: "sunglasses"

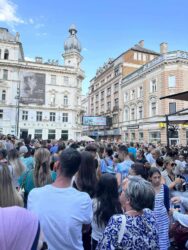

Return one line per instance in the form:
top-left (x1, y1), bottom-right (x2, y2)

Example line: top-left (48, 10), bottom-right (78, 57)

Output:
top-left (171, 163), bottom-right (177, 167)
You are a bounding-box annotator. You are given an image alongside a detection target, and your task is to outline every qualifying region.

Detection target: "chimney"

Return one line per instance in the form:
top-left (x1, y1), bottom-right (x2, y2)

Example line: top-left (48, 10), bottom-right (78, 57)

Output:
top-left (160, 42), bottom-right (168, 54)
top-left (35, 57), bottom-right (43, 63)
top-left (138, 40), bottom-right (144, 47)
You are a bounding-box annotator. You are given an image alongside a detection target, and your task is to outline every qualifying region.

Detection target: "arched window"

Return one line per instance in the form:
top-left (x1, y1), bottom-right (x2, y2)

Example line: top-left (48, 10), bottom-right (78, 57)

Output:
top-left (4, 49), bottom-right (9, 60)
top-left (2, 90), bottom-right (6, 101)
top-left (64, 95), bottom-right (68, 106)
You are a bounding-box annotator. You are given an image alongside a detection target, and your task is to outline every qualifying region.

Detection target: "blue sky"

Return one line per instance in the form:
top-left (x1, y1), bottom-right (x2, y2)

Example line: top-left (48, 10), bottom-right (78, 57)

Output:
top-left (0, 0), bottom-right (188, 94)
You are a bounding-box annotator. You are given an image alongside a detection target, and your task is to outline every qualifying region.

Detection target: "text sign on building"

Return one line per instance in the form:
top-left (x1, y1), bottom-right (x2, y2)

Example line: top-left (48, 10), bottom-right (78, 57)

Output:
top-left (82, 116), bottom-right (106, 126)
top-left (20, 72), bottom-right (46, 105)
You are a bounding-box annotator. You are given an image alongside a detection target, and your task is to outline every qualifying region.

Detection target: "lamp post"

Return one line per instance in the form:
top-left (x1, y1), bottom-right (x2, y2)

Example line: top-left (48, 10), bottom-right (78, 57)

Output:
top-left (15, 68), bottom-right (21, 138)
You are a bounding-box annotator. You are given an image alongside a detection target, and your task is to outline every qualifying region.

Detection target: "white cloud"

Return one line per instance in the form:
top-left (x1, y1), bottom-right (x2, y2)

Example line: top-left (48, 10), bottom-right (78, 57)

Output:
top-left (25, 56), bottom-right (35, 61)
top-left (83, 47), bottom-right (88, 52)
top-left (36, 32), bottom-right (47, 37)
top-left (29, 18), bottom-right (34, 24)
top-left (34, 23), bottom-right (44, 29)
top-left (0, 0), bottom-right (24, 24)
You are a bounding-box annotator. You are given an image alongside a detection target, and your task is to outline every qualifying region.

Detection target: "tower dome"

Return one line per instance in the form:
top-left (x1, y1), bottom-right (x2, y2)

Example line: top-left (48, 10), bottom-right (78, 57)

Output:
top-left (64, 24), bottom-right (81, 53)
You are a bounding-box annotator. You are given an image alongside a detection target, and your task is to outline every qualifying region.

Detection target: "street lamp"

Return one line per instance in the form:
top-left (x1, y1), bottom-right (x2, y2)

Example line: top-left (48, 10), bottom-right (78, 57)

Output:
top-left (15, 86), bottom-right (20, 138)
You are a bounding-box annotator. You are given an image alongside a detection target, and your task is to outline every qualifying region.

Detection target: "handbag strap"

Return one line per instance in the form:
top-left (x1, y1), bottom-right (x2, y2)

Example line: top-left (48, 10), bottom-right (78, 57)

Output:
top-left (117, 215), bottom-right (126, 244)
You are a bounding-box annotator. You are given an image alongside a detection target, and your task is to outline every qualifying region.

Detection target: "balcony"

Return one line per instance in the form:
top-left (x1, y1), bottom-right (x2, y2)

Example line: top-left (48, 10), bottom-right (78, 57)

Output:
top-left (113, 105), bottom-right (119, 112)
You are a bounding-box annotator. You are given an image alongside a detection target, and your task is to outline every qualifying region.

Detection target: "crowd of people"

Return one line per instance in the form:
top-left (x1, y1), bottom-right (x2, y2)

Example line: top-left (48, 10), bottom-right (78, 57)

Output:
top-left (0, 133), bottom-right (188, 250)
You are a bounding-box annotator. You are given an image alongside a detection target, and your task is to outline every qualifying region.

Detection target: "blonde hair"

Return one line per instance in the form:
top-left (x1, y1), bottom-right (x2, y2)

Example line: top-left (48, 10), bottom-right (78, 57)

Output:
top-left (8, 149), bottom-right (26, 177)
top-left (34, 148), bottom-right (52, 187)
top-left (163, 156), bottom-right (173, 168)
top-left (0, 164), bottom-right (23, 207)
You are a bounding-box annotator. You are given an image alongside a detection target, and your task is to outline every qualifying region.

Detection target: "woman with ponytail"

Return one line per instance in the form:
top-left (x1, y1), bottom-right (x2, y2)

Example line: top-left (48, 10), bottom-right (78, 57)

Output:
top-left (19, 148), bottom-right (56, 207)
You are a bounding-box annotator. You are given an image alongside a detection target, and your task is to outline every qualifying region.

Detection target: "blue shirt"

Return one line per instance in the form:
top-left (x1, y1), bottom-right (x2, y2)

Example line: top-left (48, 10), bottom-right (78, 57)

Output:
top-left (117, 159), bottom-right (134, 180)
top-left (100, 157), bottom-right (116, 174)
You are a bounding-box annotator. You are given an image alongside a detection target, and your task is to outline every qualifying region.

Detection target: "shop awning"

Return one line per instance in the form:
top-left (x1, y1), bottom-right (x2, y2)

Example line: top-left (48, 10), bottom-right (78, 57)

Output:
top-left (160, 91), bottom-right (188, 101)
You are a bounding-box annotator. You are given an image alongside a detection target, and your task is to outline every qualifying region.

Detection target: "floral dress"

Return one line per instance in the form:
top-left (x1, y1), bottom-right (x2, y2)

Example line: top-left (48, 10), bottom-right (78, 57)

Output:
top-left (96, 209), bottom-right (159, 250)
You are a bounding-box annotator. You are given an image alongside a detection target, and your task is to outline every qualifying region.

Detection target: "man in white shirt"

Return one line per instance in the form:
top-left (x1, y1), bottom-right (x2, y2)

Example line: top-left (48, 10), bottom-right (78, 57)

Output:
top-left (28, 148), bottom-right (92, 250)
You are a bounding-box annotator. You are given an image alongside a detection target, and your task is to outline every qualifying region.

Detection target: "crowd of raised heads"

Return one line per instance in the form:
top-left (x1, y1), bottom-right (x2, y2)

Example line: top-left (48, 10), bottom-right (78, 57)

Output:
top-left (0, 134), bottom-right (188, 250)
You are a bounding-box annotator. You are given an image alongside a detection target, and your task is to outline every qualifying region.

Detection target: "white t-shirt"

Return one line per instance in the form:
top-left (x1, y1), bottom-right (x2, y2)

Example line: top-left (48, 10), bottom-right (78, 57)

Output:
top-left (28, 185), bottom-right (92, 250)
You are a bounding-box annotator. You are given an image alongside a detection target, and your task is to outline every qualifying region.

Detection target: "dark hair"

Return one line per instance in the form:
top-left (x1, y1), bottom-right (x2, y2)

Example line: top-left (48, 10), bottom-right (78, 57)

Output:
top-left (95, 174), bottom-right (122, 227)
top-left (118, 145), bottom-right (128, 154)
top-left (7, 149), bottom-right (19, 161)
top-left (131, 163), bottom-right (148, 180)
top-left (156, 157), bottom-right (164, 167)
top-left (76, 151), bottom-right (97, 198)
top-left (85, 144), bottom-right (97, 153)
top-left (148, 167), bottom-right (161, 178)
top-left (105, 147), bottom-right (113, 158)
top-left (0, 149), bottom-right (7, 159)
top-left (59, 148), bottom-right (81, 178)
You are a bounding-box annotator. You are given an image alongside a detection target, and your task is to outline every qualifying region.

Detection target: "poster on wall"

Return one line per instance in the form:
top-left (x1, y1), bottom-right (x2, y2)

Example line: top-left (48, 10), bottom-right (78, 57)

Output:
top-left (20, 72), bottom-right (46, 104)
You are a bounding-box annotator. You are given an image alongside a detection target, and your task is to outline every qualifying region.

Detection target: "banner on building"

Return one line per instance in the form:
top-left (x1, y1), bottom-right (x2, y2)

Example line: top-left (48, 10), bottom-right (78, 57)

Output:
top-left (20, 72), bottom-right (46, 104)
top-left (82, 116), bottom-right (106, 126)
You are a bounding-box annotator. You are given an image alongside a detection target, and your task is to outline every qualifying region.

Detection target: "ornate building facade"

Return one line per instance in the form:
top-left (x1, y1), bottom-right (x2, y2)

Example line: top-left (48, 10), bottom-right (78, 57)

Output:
top-left (86, 41), bottom-right (159, 140)
top-left (0, 25), bottom-right (84, 140)
top-left (121, 45), bottom-right (188, 145)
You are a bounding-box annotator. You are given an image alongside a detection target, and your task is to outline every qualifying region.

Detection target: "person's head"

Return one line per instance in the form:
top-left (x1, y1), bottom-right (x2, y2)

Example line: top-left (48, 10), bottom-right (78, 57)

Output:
top-left (34, 148), bottom-right (51, 187)
top-left (8, 148), bottom-right (19, 161)
top-left (179, 154), bottom-right (185, 162)
top-left (129, 163), bottom-right (148, 179)
top-left (151, 149), bottom-right (161, 160)
top-left (0, 206), bottom-right (42, 250)
top-left (118, 145), bottom-right (128, 161)
top-left (85, 144), bottom-right (97, 159)
top-left (77, 151), bottom-right (97, 197)
top-left (59, 148), bottom-right (81, 178)
top-left (148, 144), bottom-right (155, 152)
top-left (156, 157), bottom-right (164, 168)
top-left (0, 164), bottom-right (23, 207)
top-left (136, 149), bottom-right (145, 159)
top-left (163, 156), bottom-right (176, 173)
top-left (120, 176), bottom-right (155, 211)
top-left (19, 145), bottom-right (28, 156)
top-left (95, 173), bottom-right (122, 226)
top-left (105, 147), bottom-right (113, 158)
top-left (0, 149), bottom-right (7, 160)
top-left (148, 167), bottom-right (161, 187)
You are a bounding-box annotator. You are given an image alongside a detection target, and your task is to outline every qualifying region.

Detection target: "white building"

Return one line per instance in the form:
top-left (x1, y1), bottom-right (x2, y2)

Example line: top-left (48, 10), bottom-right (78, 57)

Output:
top-left (0, 25), bottom-right (84, 140)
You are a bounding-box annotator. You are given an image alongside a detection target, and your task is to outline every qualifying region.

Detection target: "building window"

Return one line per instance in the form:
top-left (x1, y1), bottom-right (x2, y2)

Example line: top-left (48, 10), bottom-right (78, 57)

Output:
top-left (4, 49), bottom-right (9, 60)
top-left (2, 90), bottom-right (6, 101)
top-left (34, 129), bottom-right (42, 139)
top-left (138, 53), bottom-right (142, 60)
top-left (138, 106), bottom-right (143, 119)
top-left (168, 75), bottom-right (176, 88)
top-left (22, 111), bottom-right (28, 121)
top-left (131, 108), bottom-right (135, 120)
top-left (50, 112), bottom-right (56, 122)
top-left (107, 101), bottom-right (111, 111)
top-left (107, 87), bottom-right (111, 96)
top-left (0, 109), bottom-right (3, 119)
top-left (134, 52), bottom-right (137, 60)
top-left (95, 94), bottom-right (99, 102)
top-left (139, 132), bottom-right (144, 141)
top-left (138, 86), bottom-right (143, 98)
top-left (0, 49), bottom-right (1, 59)
top-left (50, 93), bottom-right (55, 105)
top-left (131, 132), bottom-right (135, 141)
top-left (64, 76), bottom-right (69, 84)
top-left (36, 111), bottom-right (42, 121)
top-left (169, 102), bottom-right (176, 114)
top-left (149, 131), bottom-right (161, 143)
top-left (64, 95), bottom-right (68, 106)
top-left (51, 75), bottom-right (56, 85)
top-left (3, 69), bottom-right (8, 80)
top-left (114, 67), bottom-right (119, 76)
top-left (143, 54), bottom-right (146, 61)
top-left (101, 91), bottom-right (104, 100)
top-left (124, 92), bottom-right (129, 102)
top-left (130, 90), bottom-right (135, 100)
top-left (114, 98), bottom-right (119, 107)
top-left (62, 113), bottom-right (68, 122)
top-left (114, 83), bottom-right (119, 92)
top-left (150, 55), bottom-right (154, 60)
top-left (124, 108), bottom-right (129, 121)
top-left (61, 130), bottom-right (68, 140)
top-left (150, 79), bottom-right (157, 92)
top-left (151, 102), bottom-right (156, 116)
top-left (48, 129), bottom-right (56, 140)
